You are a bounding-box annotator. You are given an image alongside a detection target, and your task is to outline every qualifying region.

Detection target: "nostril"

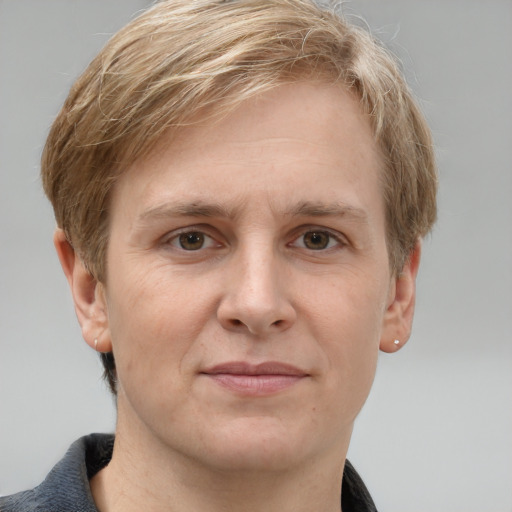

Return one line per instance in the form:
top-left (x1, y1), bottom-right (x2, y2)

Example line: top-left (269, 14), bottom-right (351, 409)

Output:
top-left (272, 320), bottom-right (282, 327)
top-left (231, 319), bottom-right (243, 327)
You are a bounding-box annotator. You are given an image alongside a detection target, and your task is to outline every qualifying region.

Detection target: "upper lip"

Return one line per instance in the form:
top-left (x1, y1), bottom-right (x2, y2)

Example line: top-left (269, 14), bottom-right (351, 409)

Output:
top-left (201, 361), bottom-right (308, 376)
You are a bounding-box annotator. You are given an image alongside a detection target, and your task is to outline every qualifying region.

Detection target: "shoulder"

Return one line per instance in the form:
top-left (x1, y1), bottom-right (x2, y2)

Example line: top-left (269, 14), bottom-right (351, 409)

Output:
top-left (342, 459), bottom-right (378, 512)
top-left (0, 434), bottom-right (114, 512)
top-left (0, 487), bottom-right (39, 512)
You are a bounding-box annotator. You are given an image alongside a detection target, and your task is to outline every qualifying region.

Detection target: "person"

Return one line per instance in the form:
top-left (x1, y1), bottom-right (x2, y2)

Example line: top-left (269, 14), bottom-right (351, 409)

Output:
top-left (0, 0), bottom-right (437, 511)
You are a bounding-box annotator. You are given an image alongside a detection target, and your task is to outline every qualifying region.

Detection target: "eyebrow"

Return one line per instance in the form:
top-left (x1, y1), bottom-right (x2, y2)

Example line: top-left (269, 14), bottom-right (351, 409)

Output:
top-left (284, 201), bottom-right (369, 224)
top-left (137, 201), bottom-right (238, 223)
top-left (136, 201), bottom-right (241, 225)
top-left (137, 199), bottom-right (369, 224)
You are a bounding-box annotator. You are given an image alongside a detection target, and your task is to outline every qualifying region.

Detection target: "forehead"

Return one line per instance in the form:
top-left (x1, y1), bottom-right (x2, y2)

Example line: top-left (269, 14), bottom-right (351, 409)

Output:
top-left (111, 82), bottom-right (383, 226)
top-left (167, 81), bottom-right (376, 165)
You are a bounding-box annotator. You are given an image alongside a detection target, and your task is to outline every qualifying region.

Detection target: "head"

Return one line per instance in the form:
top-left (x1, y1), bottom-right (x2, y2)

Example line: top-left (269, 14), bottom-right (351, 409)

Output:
top-left (42, 0), bottom-right (436, 396)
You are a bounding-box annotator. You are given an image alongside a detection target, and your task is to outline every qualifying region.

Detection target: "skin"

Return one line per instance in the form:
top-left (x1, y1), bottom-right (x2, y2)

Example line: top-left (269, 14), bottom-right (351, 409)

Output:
top-left (56, 82), bottom-right (420, 512)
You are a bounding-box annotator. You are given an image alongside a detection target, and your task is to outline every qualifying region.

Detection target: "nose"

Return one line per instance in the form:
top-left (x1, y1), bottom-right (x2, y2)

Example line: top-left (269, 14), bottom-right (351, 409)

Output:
top-left (217, 247), bottom-right (297, 336)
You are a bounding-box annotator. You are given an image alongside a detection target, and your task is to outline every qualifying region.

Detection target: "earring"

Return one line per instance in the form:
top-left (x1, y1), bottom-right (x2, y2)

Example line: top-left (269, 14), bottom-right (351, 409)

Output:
top-left (94, 338), bottom-right (99, 351)
top-left (393, 339), bottom-right (400, 346)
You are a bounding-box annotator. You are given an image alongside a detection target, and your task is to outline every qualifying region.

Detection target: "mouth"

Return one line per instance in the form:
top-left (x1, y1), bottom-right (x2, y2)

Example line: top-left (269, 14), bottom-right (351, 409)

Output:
top-left (200, 361), bottom-right (308, 396)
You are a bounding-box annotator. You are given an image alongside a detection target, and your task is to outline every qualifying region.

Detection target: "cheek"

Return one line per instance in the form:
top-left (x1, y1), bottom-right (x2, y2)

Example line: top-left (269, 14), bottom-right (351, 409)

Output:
top-left (306, 267), bottom-right (388, 345)
top-left (104, 264), bottom-right (217, 388)
top-left (306, 273), bottom-right (387, 412)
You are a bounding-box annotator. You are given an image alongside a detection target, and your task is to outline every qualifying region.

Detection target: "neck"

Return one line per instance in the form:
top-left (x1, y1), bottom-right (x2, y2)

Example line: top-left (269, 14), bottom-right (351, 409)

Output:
top-left (90, 396), bottom-right (350, 512)
top-left (90, 429), bottom-right (347, 512)
top-left (92, 456), bottom-right (344, 512)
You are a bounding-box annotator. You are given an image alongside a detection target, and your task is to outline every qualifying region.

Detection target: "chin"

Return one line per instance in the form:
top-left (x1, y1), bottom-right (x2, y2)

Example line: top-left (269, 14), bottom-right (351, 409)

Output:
top-left (183, 416), bottom-right (332, 473)
top-left (198, 443), bottom-right (301, 473)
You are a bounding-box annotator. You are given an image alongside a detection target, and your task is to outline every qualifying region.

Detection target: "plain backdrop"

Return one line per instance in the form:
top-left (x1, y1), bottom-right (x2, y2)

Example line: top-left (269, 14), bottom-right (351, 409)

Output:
top-left (1, 1), bottom-right (511, 510)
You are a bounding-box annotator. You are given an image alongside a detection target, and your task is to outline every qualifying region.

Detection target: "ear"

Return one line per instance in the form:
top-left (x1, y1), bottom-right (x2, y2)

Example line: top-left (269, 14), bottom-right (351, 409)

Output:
top-left (380, 241), bottom-right (422, 353)
top-left (53, 228), bottom-right (112, 353)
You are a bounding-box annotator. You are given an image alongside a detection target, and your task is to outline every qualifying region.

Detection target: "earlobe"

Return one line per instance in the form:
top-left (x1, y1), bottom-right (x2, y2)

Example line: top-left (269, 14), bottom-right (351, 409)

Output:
top-left (53, 228), bottom-right (112, 352)
top-left (380, 241), bottom-right (422, 353)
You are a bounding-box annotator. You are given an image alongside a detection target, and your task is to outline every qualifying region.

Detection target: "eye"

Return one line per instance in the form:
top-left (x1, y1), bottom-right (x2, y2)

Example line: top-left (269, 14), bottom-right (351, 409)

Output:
top-left (168, 231), bottom-right (217, 251)
top-left (292, 230), bottom-right (342, 251)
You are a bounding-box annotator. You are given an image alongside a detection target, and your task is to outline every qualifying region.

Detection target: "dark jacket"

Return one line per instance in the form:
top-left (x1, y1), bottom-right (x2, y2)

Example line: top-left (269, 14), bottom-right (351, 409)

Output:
top-left (0, 434), bottom-right (377, 511)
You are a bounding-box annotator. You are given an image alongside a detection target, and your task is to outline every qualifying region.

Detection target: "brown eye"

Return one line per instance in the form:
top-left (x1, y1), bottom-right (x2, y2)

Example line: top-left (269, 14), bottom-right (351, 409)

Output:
top-left (178, 232), bottom-right (205, 250)
top-left (302, 231), bottom-right (331, 250)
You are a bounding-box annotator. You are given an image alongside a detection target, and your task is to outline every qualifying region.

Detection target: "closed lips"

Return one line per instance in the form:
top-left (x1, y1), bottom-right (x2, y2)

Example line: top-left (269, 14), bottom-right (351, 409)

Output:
top-left (201, 362), bottom-right (308, 395)
top-left (201, 361), bottom-right (308, 376)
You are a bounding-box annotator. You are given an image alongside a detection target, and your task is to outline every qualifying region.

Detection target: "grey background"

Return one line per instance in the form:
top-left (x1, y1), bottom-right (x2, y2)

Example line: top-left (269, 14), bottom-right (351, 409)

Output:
top-left (1, 1), bottom-right (511, 510)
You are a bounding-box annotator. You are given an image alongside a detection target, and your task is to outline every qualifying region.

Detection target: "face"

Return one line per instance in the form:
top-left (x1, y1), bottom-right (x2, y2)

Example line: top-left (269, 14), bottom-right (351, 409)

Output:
top-left (99, 82), bottom-right (397, 472)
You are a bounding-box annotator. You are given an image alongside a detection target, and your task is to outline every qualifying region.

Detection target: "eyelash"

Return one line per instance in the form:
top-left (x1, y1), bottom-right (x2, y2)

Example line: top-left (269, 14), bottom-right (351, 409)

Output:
top-left (165, 228), bottom-right (220, 251)
top-left (163, 226), bottom-right (346, 253)
top-left (289, 229), bottom-right (346, 251)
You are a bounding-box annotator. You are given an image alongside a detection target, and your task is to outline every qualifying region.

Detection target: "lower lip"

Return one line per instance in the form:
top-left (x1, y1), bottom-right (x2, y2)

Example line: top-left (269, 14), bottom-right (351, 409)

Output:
top-left (206, 374), bottom-right (304, 395)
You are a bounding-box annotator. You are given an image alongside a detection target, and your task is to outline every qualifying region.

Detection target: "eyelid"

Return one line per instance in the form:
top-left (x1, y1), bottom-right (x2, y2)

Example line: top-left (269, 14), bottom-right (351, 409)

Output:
top-left (288, 226), bottom-right (347, 250)
top-left (162, 225), bottom-right (224, 250)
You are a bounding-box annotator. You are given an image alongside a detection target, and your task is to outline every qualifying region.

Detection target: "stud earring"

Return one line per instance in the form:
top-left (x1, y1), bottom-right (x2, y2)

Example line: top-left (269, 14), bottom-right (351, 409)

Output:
top-left (393, 339), bottom-right (400, 346)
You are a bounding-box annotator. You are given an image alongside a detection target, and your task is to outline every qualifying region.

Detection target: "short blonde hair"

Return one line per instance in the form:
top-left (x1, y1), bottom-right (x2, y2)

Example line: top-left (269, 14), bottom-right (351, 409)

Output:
top-left (42, 0), bottom-right (437, 393)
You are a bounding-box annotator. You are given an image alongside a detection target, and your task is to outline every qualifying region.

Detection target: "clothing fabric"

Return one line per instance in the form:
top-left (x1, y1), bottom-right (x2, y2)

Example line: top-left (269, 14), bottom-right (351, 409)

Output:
top-left (0, 434), bottom-right (377, 512)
